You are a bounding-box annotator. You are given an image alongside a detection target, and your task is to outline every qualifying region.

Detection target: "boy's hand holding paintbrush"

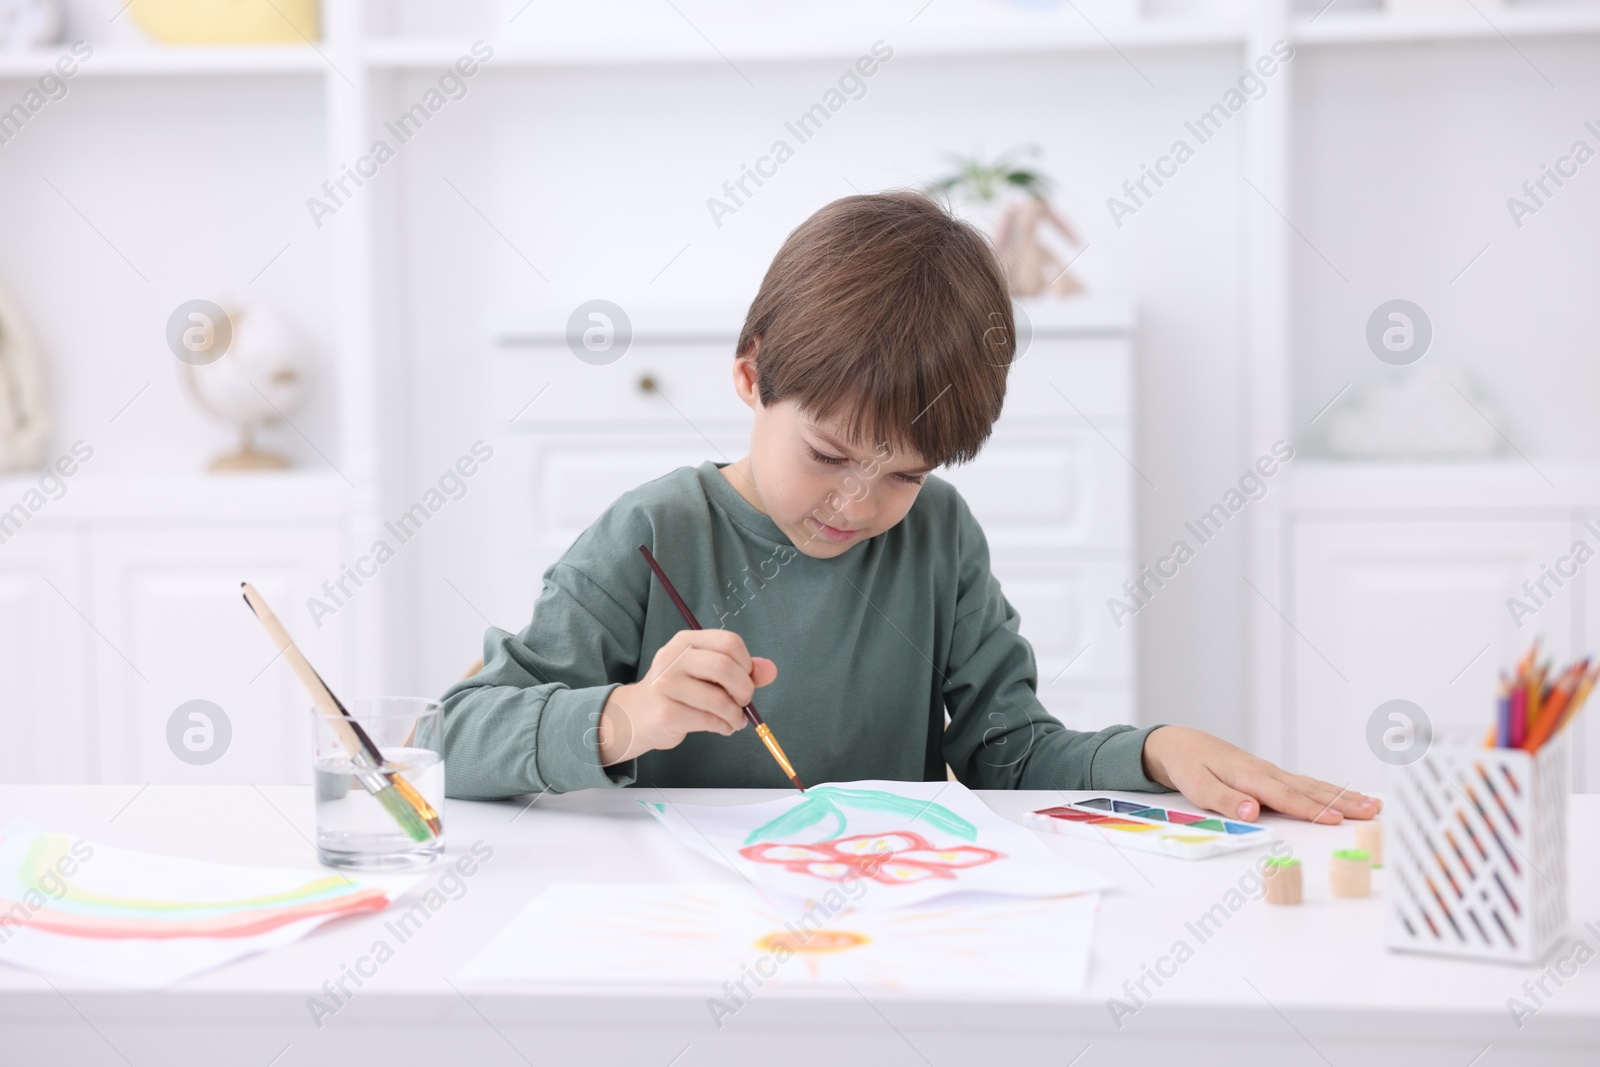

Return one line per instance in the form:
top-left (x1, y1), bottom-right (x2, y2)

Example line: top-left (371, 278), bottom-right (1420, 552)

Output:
top-left (596, 629), bottom-right (777, 766)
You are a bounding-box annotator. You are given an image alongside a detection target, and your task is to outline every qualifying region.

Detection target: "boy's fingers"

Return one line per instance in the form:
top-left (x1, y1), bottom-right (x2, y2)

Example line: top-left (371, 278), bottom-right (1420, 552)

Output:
top-left (662, 674), bottom-right (745, 731)
top-left (1187, 768), bottom-right (1261, 822)
top-left (751, 656), bottom-right (778, 687)
top-left (1290, 775), bottom-right (1382, 819)
top-left (1244, 773), bottom-right (1347, 824)
top-left (697, 629), bottom-right (754, 673)
top-left (666, 700), bottom-right (738, 738)
top-left (679, 648), bottom-right (756, 708)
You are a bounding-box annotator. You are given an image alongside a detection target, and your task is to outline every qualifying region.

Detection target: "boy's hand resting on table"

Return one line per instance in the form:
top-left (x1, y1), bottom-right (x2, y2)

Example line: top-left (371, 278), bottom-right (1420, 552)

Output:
top-left (596, 630), bottom-right (777, 766)
top-left (1141, 725), bottom-right (1381, 824)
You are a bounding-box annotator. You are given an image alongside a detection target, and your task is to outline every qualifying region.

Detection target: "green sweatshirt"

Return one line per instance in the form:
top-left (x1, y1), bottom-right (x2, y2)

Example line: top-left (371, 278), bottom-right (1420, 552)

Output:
top-left (439, 461), bottom-right (1165, 798)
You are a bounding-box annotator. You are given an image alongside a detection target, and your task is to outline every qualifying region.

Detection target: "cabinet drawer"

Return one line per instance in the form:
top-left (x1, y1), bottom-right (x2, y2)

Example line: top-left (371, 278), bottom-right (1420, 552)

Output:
top-left (989, 554), bottom-right (1134, 685)
top-left (492, 334), bottom-right (1130, 429)
top-left (1005, 336), bottom-right (1131, 420)
top-left (939, 425), bottom-right (1131, 549)
top-left (492, 342), bottom-right (750, 426)
top-left (486, 431), bottom-right (750, 627)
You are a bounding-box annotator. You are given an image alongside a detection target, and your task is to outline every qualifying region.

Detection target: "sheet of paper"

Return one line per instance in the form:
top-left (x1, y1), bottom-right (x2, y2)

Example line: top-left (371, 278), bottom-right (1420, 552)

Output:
top-left (0, 818), bottom-right (419, 988)
top-left (644, 779), bottom-right (1114, 908)
top-left (459, 882), bottom-right (1098, 996)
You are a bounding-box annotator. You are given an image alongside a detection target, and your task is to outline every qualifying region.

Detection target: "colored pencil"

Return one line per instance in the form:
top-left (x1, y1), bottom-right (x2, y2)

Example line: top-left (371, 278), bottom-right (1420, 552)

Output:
top-left (1489, 643), bottom-right (1595, 753)
top-left (1533, 663), bottom-right (1597, 754)
top-left (1525, 663), bottom-right (1546, 740)
top-left (1510, 684), bottom-right (1527, 749)
top-left (1521, 660), bottom-right (1583, 752)
top-left (1494, 675), bottom-right (1511, 749)
top-left (637, 545), bottom-right (806, 792)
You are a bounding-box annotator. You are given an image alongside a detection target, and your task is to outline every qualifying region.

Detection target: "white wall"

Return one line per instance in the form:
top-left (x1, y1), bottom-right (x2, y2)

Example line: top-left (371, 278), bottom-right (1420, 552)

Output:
top-left (0, 76), bottom-right (340, 476)
top-left (374, 44), bottom-right (1258, 741)
top-left (6, 6), bottom-right (1599, 773)
top-left (1294, 38), bottom-right (1600, 462)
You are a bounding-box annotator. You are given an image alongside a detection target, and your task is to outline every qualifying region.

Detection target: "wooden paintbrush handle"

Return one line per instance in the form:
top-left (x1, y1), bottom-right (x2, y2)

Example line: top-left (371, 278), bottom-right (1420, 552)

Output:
top-left (240, 582), bottom-right (368, 764)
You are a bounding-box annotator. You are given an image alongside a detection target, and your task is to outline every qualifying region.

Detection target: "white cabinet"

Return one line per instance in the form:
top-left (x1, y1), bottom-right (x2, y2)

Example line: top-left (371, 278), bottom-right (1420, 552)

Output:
top-left (0, 527), bottom-right (90, 782)
top-left (491, 299), bottom-right (1137, 732)
top-left (89, 525), bottom-right (347, 786)
top-left (1290, 518), bottom-right (1579, 791)
top-left (0, 475), bottom-right (353, 785)
top-left (1253, 464), bottom-right (1600, 793)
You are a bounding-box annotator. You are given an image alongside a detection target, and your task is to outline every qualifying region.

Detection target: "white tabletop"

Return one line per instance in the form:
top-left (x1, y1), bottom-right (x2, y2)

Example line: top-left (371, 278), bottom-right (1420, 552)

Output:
top-left (2, 784), bottom-right (1596, 1067)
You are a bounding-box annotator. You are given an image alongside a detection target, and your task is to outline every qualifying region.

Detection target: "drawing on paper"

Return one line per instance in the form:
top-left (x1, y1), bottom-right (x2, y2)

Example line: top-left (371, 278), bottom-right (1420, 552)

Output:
top-left (457, 883), bottom-right (1100, 994)
top-left (740, 786), bottom-right (979, 844)
top-left (644, 779), bottom-right (1116, 908)
top-left (0, 818), bottom-right (418, 987)
top-left (736, 786), bottom-right (1003, 885)
top-left (741, 831), bottom-right (1000, 884)
top-left (4, 831), bottom-right (388, 940)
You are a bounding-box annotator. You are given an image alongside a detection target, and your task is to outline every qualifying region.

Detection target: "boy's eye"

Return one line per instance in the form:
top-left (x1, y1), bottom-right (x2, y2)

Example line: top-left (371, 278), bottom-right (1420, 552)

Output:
top-left (895, 472), bottom-right (927, 486)
top-left (807, 446), bottom-right (847, 466)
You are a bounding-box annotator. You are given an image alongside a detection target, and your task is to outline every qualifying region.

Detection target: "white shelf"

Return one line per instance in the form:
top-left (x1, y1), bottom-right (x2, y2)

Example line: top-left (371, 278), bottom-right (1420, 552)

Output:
top-left (362, 20), bottom-right (1244, 70)
top-left (497, 296), bottom-right (1133, 348)
top-left (1292, 7), bottom-right (1600, 44)
top-left (6, 8), bottom-right (1595, 82)
top-left (0, 472), bottom-right (352, 520)
top-left (0, 44), bottom-right (326, 78)
top-left (1285, 461), bottom-right (1600, 511)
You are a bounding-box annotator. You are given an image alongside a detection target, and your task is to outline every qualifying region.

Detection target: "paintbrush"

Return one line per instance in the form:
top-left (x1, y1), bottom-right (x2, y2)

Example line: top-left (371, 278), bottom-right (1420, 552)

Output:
top-left (637, 545), bottom-right (806, 792)
top-left (240, 582), bottom-right (440, 842)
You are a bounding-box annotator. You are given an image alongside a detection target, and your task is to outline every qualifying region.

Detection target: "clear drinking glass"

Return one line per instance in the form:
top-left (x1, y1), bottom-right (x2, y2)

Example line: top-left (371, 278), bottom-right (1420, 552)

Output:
top-left (312, 697), bottom-right (446, 870)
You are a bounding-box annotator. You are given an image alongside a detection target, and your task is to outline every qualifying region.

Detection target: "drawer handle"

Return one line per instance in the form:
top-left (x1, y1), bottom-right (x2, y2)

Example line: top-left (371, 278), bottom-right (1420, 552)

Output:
top-left (637, 374), bottom-right (659, 394)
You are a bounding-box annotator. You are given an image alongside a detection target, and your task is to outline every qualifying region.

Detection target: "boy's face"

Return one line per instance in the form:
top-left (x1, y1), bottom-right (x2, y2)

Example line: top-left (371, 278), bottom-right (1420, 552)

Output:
top-left (726, 355), bottom-right (935, 559)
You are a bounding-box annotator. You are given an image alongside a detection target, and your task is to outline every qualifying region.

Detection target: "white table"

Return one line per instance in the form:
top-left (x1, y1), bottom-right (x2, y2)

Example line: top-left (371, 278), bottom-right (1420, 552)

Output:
top-left (2, 785), bottom-right (1596, 1067)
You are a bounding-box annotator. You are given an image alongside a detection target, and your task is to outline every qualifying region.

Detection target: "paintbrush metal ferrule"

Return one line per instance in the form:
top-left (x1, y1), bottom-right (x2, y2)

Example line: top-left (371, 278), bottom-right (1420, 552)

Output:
top-left (755, 723), bottom-right (805, 791)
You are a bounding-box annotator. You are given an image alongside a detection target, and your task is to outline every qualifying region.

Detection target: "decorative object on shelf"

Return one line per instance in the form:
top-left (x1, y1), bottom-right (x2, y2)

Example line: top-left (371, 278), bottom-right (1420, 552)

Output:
top-left (0, 0), bottom-right (62, 50)
top-left (928, 145), bottom-right (1085, 298)
top-left (127, 0), bottom-right (319, 44)
top-left (0, 283), bottom-right (51, 473)
top-left (1322, 361), bottom-right (1503, 460)
top-left (179, 303), bottom-right (310, 473)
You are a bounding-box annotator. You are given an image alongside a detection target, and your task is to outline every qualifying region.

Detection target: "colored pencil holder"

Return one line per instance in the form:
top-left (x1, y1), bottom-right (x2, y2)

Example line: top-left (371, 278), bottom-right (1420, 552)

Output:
top-left (1386, 729), bottom-right (1569, 965)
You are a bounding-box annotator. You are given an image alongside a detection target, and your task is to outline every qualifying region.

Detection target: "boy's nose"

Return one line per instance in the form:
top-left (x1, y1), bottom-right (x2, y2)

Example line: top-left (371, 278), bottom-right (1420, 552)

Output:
top-left (831, 505), bottom-right (873, 530)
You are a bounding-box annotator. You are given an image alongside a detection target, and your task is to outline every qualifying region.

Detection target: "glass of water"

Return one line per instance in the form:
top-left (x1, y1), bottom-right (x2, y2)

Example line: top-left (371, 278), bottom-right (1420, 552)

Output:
top-left (312, 697), bottom-right (445, 870)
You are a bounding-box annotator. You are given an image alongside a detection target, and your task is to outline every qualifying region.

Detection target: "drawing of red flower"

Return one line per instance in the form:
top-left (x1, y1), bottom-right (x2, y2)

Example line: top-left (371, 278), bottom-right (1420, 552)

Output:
top-left (739, 831), bottom-right (1002, 885)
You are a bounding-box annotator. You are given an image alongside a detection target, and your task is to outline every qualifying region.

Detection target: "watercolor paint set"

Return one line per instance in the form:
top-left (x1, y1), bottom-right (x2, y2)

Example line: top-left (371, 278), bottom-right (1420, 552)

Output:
top-left (1023, 797), bottom-right (1274, 859)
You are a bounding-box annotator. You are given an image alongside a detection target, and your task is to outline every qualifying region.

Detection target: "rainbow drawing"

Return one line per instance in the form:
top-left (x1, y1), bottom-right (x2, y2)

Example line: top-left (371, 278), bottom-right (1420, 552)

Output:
top-left (1, 829), bottom-right (389, 940)
top-left (0, 818), bottom-right (416, 987)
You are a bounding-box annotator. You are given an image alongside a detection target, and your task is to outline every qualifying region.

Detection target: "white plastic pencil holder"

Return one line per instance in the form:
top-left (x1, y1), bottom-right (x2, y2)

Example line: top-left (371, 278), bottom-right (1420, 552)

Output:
top-left (1386, 729), bottom-right (1569, 965)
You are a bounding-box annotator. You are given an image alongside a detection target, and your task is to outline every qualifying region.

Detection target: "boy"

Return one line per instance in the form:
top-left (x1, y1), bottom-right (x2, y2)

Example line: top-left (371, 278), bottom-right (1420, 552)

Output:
top-left (441, 192), bottom-right (1378, 827)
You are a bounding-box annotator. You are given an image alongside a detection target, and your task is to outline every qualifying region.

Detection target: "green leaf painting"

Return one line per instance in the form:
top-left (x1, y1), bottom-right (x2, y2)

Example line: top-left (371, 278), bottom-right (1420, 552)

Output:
top-left (742, 787), bottom-right (977, 846)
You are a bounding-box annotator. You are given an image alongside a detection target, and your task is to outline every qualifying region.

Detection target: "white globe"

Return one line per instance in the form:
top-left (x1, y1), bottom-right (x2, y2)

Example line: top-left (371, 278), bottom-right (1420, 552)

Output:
top-left (182, 305), bottom-right (310, 472)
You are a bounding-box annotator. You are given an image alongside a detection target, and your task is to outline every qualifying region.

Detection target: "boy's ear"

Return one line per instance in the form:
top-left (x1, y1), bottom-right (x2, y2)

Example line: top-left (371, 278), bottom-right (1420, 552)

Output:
top-left (731, 340), bottom-right (762, 409)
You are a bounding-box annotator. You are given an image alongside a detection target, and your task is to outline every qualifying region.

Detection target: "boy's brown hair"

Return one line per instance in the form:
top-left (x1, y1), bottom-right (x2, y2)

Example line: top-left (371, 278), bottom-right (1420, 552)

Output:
top-left (736, 191), bottom-right (1015, 469)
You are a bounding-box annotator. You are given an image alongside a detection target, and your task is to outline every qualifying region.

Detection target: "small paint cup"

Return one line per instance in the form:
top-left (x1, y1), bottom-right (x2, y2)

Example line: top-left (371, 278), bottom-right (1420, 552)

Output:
top-left (1353, 821), bottom-right (1384, 867)
top-left (1330, 848), bottom-right (1372, 898)
top-left (1263, 856), bottom-right (1302, 905)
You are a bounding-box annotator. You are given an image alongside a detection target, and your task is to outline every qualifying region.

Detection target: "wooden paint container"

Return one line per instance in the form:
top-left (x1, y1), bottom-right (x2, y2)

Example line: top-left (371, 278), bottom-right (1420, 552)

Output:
top-left (1263, 856), bottom-right (1302, 905)
top-left (1330, 849), bottom-right (1372, 898)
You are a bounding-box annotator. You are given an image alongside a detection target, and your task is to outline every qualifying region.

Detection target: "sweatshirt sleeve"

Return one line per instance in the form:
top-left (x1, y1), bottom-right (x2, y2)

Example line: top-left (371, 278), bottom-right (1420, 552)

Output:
top-left (939, 494), bottom-right (1167, 791)
top-left (439, 547), bottom-right (648, 801)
